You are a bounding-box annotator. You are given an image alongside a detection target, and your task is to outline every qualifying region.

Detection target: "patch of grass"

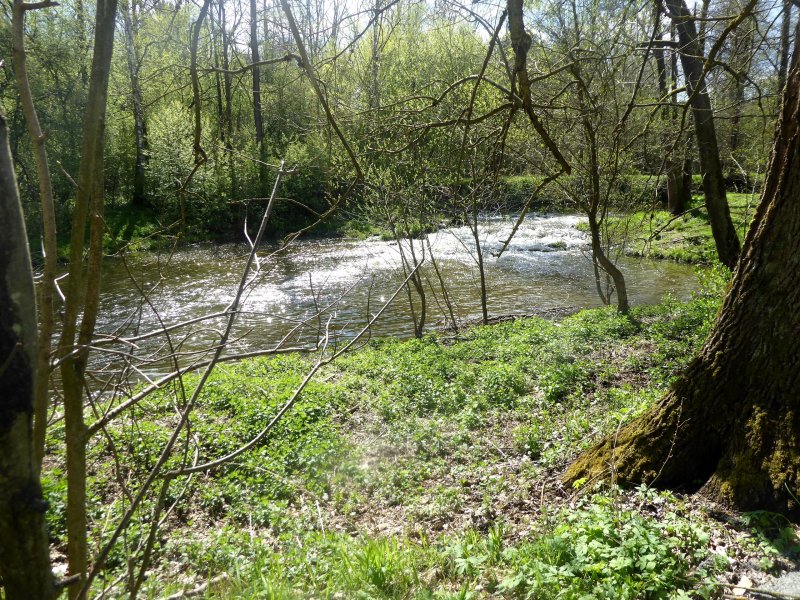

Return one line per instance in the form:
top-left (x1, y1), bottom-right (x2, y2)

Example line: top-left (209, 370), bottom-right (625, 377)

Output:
top-left (603, 193), bottom-right (758, 264)
top-left (47, 268), bottom-right (775, 597)
top-left (140, 488), bottom-right (727, 599)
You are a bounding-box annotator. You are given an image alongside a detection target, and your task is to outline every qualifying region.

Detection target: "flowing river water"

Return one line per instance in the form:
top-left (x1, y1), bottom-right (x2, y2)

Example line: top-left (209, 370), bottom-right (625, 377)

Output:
top-left (94, 214), bottom-right (699, 371)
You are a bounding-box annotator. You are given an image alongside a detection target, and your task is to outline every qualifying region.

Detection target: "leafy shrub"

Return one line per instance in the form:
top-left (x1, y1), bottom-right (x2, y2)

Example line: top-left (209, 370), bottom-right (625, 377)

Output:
top-left (499, 489), bottom-right (722, 599)
top-left (478, 362), bottom-right (527, 407)
top-left (539, 360), bottom-right (592, 403)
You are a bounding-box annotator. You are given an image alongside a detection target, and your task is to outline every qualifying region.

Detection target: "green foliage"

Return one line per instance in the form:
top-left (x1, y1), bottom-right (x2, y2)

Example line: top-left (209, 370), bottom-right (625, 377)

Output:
top-left (604, 193), bottom-right (758, 264)
top-left (40, 468), bottom-right (68, 542)
top-left (171, 489), bottom-right (724, 599)
top-left (739, 511), bottom-right (800, 571)
top-left (498, 488), bottom-right (722, 599)
top-left (44, 283), bottom-right (737, 596)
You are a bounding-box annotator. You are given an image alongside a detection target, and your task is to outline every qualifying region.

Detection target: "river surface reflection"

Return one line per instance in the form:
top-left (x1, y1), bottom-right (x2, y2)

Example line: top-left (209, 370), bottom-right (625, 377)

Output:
top-left (94, 214), bottom-right (699, 371)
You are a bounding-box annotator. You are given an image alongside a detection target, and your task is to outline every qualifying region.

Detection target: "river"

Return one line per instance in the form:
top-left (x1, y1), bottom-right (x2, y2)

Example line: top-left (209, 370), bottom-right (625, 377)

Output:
top-left (94, 214), bottom-right (698, 368)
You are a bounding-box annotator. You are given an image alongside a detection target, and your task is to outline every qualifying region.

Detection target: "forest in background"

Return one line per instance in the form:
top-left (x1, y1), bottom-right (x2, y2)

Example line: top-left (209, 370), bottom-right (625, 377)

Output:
top-left (1, 0), bottom-right (789, 244)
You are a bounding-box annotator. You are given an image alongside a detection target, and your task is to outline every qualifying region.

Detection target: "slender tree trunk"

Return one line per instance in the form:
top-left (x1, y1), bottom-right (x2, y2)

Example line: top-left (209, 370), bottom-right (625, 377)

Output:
top-left (778, 0), bottom-right (792, 93)
top-left (250, 0), bottom-right (263, 145)
top-left (121, 0), bottom-right (148, 207)
top-left (395, 232), bottom-right (427, 338)
top-left (586, 124), bottom-right (628, 313)
top-left (654, 45), bottom-right (689, 214)
top-left (565, 41), bottom-right (800, 517)
top-left (665, 0), bottom-right (741, 269)
top-left (250, 0), bottom-right (267, 189)
top-left (426, 236), bottom-right (458, 331)
top-left (190, 0), bottom-right (211, 171)
top-left (0, 106), bottom-right (55, 600)
top-left (212, 9), bottom-right (224, 138)
top-left (696, 0), bottom-right (711, 54)
top-left (56, 0), bottom-right (119, 594)
top-left (75, 0), bottom-right (89, 85)
top-left (654, 24), bottom-right (691, 215)
top-left (567, 35), bottom-right (628, 312)
top-left (11, 0), bottom-right (58, 473)
top-left (670, 25), bottom-right (692, 213)
top-left (214, 1), bottom-right (238, 214)
top-left (507, 0), bottom-right (571, 174)
top-left (470, 204), bottom-right (490, 325)
top-left (588, 216), bottom-right (629, 313)
top-left (370, 0), bottom-right (381, 110)
top-left (280, 0), bottom-right (364, 179)
top-left (727, 13), bottom-right (754, 176)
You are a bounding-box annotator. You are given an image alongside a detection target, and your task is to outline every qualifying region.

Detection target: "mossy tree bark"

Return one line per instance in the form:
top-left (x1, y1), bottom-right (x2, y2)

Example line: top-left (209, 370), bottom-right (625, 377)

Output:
top-left (565, 44), bottom-right (800, 517)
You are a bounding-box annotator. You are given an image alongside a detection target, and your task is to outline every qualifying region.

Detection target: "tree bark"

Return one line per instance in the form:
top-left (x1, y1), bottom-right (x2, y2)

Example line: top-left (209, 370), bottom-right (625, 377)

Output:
top-left (121, 0), bottom-right (148, 207)
top-left (665, 159), bottom-right (692, 214)
top-left (11, 0), bottom-right (59, 473)
top-left (563, 10), bottom-right (628, 314)
top-left (565, 42), bottom-right (800, 517)
top-left (250, 0), bottom-right (262, 143)
top-left (778, 0), bottom-right (792, 93)
top-left (0, 107), bottom-right (55, 600)
top-left (584, 109), bottom-right (628, 313)
top-left (250, 0), bottom-right (267, 189)
top-left (665, 0), bottom-right (741, 269)
top-left (727, 10), bottom-right (754, 175)
top-left (507, 0), bottom-right (571, 174)
top-left (211, 1), bottom-right (238, 206)
top-left (654, 46), bottom-right (690, 215)
top-left (56, 0), bottom-right (119, 594)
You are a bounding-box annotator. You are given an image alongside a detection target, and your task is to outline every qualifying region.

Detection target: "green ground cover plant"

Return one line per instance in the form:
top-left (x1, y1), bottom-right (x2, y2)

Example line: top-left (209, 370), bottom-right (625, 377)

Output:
top-left (601, 193), bottom-right (758, 264)
top-left (40, 268), bottom-right (799, 597)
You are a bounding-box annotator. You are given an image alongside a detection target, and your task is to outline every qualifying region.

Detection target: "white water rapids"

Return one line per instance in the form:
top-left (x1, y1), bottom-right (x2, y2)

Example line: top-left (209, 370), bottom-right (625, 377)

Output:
top-left (93, 213), bottom-right (698, 370)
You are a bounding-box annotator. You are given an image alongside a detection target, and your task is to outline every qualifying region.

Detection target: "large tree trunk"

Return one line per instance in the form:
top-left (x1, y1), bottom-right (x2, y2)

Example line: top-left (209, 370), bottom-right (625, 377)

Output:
top-left (565, 42), bottom-right (800, 517)
top-left (0, 107), bottom-right (54, 600)
top-left (665, 0), bottom-right (741, 269)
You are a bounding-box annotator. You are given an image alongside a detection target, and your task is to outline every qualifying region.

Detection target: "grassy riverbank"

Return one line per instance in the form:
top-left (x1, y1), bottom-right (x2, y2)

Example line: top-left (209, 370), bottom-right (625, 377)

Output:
top-left (96, 184), bottom-right (758, 267)
top-left (603, 193), bottom-right (758, 264)
top-left (42, 268), bottom-right (799, 598)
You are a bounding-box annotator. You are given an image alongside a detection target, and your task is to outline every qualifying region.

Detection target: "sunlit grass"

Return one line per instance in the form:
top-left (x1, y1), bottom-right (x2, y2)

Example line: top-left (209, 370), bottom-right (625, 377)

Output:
top-left (605, 193), bottom-right (758, 264)
top-left (43, 268), bottom-right (787, 598)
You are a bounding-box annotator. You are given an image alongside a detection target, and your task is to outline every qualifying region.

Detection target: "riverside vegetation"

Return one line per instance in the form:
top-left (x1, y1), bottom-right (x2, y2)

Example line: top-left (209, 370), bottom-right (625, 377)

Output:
top-left (601, 193), bottom-right (760, 265)
top-left (4, 0), bottom-right (800, 595)
top-left (40, 264), bottom-right (800, 598)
